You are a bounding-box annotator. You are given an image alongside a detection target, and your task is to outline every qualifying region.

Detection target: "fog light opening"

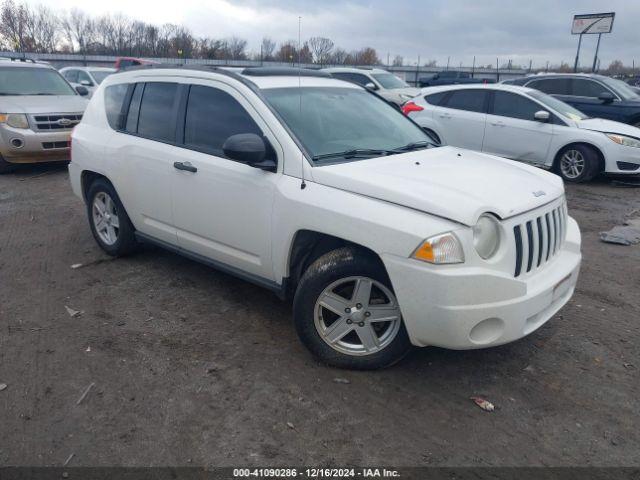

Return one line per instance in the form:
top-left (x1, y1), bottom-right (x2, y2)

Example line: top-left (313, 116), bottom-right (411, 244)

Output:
top-left (469, 317), bottom-right (505, 345)
top-left (10, 138), bottom-right (24, 148)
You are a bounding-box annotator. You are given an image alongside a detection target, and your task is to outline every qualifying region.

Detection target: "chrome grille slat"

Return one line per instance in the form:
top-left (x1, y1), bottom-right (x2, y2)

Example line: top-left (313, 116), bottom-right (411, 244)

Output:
top-left (30, 113), bottom-right (82, 131)
top-left (512, 200), bottom-right (567, 278)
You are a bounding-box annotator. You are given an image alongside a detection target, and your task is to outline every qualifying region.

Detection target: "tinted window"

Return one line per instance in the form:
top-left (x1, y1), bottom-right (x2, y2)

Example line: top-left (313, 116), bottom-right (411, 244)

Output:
top-left (332, 72), bottom-right (371, 87)
top-left (492, 91), bottom-right (541, 121)
top-left (440, 71), bottom-right (456, 78)
top-left (125, 83), bottom-right (144, 133)
top-left (137, 82), bottom-right (178, 142)
top-left (442, 89), bottom-right (487, 113)
top-left (184, 85), bottom-right (262, 157)
top-left (63, 70), bottom-right (78, 83)
top-left (571, 79), bottom-right (609, 98)
top-left (527, 78), bottom-right (570, 95)
top-left (424, 91), bottom-right (448, 105)
top-left (104, 84), bottom-right (129, 130)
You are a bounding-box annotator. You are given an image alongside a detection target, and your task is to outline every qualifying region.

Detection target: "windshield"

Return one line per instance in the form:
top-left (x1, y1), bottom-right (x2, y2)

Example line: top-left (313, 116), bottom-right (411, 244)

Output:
top-left (528, 90), bottom-right (588, 121)
top-left (90, 70), bottom-right (113, 85)
top-left (601, 77), bottom-right (640, 100)
top-left (0, 67), bottom-right (77, 96)
top-left (263, 87), bottom-right (431, 163)
top-left (371, 73), bottom-right (409, 89)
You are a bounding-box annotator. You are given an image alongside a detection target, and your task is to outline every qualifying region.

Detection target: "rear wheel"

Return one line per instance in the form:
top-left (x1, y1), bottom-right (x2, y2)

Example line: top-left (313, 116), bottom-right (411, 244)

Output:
top-left (555, 145), bottom-right (600, 183)
top-left (293, 247), bottom-right (411, 369)
top-left (86, 178), bottom-right (138, 256)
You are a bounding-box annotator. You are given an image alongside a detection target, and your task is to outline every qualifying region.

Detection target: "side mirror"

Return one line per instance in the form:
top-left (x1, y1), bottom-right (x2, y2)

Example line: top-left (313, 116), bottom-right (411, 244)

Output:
top-left (80, 79), bottom-right (93, 87)
top-left (222, 133), bottom-right (276, 172)
top-left (364, 82), bottom-right (378, 91)
top-left (598, 91), bottom-right (615, 103)
top-left (75, 86), bottom-right (89, 96)
top-left (534, 110), bottom-right (550, 122)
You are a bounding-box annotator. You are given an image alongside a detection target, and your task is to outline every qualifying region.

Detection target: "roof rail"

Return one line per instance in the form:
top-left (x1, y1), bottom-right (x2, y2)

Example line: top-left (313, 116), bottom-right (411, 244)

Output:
top-left (241, 67), bottom-right (330, 78)
top-left (0, 55), bottom-right (37, 63)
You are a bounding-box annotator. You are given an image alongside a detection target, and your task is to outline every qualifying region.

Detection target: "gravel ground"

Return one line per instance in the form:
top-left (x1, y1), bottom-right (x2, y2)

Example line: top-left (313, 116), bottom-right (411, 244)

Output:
top-left (0, 165), bottom-right (638, 467)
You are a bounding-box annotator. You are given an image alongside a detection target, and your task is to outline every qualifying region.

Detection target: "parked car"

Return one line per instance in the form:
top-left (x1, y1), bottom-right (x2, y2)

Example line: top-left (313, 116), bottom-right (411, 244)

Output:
top-left (60, 66), bottom-right (116, 98)
top-left (69, 66), bottom-right (581, 369)
top-left (503, 73), bottom-right (640, 127)
top-left (114, 57), bottom-right (159, 71)
top-left (418, 70), bottom-right (490, 88)
top-left (0, 57), bottom-right (89, 173)
top-left (322, 67), bottom-right (420, 107)
top-left (402, 84), bottom-right (640, 182)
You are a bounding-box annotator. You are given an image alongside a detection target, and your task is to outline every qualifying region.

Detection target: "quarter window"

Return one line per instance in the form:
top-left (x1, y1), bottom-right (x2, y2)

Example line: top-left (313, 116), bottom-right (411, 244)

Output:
top-left (136, 82), bottom-right (179, 142)
top-left (492, 91), bottom-right (541, 121)
top-left (183, 85), bottom-right (262, 157)
top-left (442, 89), bottom-right (487, 113)
top-left (104, 84), bottom-right (129, 130)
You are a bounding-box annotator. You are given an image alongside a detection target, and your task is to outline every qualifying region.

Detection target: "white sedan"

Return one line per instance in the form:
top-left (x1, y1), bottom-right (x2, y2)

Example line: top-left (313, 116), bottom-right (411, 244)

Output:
top-left (402, 84), bottom-right (640, 182)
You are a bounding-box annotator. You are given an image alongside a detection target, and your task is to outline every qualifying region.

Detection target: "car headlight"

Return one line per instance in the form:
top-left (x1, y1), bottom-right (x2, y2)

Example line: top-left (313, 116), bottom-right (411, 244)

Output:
top-left (473, 214), bottom-right (501, 259)
top-left (412, 232), bottom-right (464, 264)
top-left (606, 133), bottom-right (640, 148)
top-left (0, 113), bottom-right (29, 129)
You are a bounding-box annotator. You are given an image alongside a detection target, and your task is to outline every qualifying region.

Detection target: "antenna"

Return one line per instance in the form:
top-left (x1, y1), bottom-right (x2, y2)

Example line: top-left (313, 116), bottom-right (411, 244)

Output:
top-left (298, 15), bottom-right (306, 190)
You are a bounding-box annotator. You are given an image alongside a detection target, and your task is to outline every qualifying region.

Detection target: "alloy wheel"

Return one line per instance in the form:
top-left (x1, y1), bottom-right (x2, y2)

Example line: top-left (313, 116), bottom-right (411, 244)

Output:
top-left (560, 149), bottom-right (585, 179)
top-left (314, 276), bottom-right (402, 356)
top-left (92, 191), bottom-right (120, 245)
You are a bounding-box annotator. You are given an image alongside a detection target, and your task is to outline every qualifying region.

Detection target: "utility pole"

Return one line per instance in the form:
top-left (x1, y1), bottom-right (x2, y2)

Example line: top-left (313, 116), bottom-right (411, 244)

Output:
top-left (446, 56), bottom-right (450, 70)
top-left (471, 55), bottom-right (476, 78)
top-left (387, 52), bottom-right (390, 68)
top-left (496, 57), bottom-right (500, 82)
top-left (415, 55), bottom-right (421, 86)
top-left (528, 59), bottom-right (532, 73)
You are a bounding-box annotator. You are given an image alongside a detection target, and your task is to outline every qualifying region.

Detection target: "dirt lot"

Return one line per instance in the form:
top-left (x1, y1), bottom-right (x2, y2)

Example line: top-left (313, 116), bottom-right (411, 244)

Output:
top-left (0, 165), bottom-right (638, 468)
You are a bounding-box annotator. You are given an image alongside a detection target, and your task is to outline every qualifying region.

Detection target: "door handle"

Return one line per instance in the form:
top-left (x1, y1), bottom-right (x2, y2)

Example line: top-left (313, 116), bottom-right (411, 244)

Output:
top-left (490, 121), bottom-right (506, 127)
top-left (439, 113), bottom-right (452, 119)
top-left (173, 161), bottom-right (197, 173)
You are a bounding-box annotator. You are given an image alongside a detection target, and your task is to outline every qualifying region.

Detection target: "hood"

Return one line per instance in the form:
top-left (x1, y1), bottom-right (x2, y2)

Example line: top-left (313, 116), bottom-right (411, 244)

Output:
top-left (0, 95), bottom-right (88, 114)
top-left (310, 146), bottom-right (564, 226)
top-left (576, 117), bottom-right (640, 138)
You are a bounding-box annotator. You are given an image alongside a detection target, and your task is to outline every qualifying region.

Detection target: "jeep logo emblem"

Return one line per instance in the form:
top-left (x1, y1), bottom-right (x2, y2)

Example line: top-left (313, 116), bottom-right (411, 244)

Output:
top-left (57, 118), bottom-right (72, 126)
top-left (532, 190), bottom-right (546, 197)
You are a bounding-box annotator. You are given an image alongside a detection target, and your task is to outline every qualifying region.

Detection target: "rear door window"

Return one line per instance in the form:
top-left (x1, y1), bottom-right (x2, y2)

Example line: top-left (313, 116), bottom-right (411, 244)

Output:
top-left (424, 91), bottom-right (448, 106)
top-left (332, 72), bottom-right (371, 87)
top-left (125, 83), bottom-right (144, 133)
top-left (570, 79), bottom-right (611, 98)
top-left (491, 91), bottom-right (541, 121)
top-left (442, 89), bottom-right (488, 113)
top-left (527, 78), bottom-right (571, 96)
top-left (136, 82), bottom-right (179, 143)
top-left (183, 85), bottom-right (263, 158)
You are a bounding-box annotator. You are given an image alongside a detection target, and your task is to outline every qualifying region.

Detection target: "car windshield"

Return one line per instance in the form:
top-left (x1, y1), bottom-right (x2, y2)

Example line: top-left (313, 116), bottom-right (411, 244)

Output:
top-left (371, 73), bottom-right (409, 89)
top-left (263, 87), bottom-right (432, 163)
top-left (601, 77), bottom-right (640, 100)
top-left (90, 70), bottom-right (113, 84)
top-left (0, 67), bottom-right (77, 96)
top-left (528, 90), bottom-right (588, 121)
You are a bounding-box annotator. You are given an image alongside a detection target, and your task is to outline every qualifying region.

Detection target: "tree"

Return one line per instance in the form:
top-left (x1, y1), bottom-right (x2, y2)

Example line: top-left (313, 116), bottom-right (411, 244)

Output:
top-left (61, 8), bottom-right (95, 53)
top-left (260, 37), bottom-right (275, 61)
top-left (392, 55), bottom-right (403, 66)
top-left (308, 36), bottom-right (334, 65)
top-left (225, 36), bottom-right (247, 60)
top-left (607, 59), bottom-right (625, 75)
top-left (329, 48), bottom-right (348, 65)
top-left (276, 40), bottom-right (297, 64)
top-left (0, 0), bottom-right (31, 52)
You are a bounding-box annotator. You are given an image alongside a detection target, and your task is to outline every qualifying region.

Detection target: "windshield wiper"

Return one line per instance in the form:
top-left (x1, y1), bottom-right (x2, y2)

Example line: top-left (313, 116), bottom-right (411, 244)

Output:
top-left (392, 141), bottom-right (432, 152)
top-left (312, 148), bottom-right (394, 161)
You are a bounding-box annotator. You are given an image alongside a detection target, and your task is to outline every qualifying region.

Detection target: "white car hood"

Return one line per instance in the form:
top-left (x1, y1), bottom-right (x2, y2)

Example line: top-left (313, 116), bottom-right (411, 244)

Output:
top-left (0, 95), bottom-right (88, 114)
top-left (576, 118), bottom-right (640, 137)
top-left (310, 146), bottom-right (564, 226)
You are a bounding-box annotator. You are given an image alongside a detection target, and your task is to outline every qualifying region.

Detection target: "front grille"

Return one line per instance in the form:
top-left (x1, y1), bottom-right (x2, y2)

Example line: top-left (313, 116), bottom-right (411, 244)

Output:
top-left (42, 141), bottom-right (70, 150)
top-left (31, 113), bottom-right (82, 131)
top-left (513, 202), bottom-right (567, 277)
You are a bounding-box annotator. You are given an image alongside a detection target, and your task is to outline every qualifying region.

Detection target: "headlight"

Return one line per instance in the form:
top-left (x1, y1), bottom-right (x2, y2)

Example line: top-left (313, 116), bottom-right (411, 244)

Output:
top-left (412, 232), bottom-right (464, 264)
top-left (0, 113), bottom-right (29, 129)
top-left (606, 133), bottom-right (640, 149)
top-left (473, 214), bottom-right (501, 259)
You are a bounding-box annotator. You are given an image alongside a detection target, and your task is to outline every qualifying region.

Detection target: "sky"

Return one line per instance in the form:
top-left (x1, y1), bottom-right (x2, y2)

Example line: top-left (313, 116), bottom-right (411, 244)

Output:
top-left (21, 0), bottom-right (640, 68)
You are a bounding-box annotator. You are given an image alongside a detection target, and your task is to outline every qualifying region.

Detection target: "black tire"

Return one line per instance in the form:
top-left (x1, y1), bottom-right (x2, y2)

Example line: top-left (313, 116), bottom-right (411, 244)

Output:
top-left (293, 247), bottom-right (412, 370)
top-left (86, 178), bottom-right (138, 256)
top-left (0, 156), bottom-right (16, 174)
top-left (554, 144), bottom-right (600, 183)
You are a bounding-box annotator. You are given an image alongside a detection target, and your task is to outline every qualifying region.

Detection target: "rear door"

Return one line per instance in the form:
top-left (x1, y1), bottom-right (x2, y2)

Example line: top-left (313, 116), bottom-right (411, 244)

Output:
top-left (433, 89), bottom-right (488, 150)
top-left (564, 78), bottom-right (620, 120)
top-left (482, 90), bottom-right (554, 165)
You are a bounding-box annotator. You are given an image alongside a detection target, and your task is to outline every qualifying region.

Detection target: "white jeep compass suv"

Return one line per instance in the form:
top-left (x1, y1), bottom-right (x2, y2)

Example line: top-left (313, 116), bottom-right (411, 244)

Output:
top-left (69, 66), bottom-right (582, 369)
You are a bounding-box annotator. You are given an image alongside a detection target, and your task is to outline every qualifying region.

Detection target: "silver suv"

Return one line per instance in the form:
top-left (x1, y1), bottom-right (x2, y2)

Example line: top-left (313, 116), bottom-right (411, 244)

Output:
top-left (322, 67), bottom-right (420, 107)
top-left (0, 58), bottom-right (88, 173)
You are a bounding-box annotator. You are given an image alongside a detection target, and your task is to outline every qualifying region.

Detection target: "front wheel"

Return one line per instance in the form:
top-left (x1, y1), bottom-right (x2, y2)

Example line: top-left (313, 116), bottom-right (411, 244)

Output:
top-left (555, 145), bottom-right (600, 183)
top-left (293, 247), bottom-right (411, 369)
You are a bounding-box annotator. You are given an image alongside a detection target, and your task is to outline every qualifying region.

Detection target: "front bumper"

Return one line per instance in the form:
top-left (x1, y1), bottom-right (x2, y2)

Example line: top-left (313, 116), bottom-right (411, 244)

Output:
top-left (603, 142), bottom-right (640, 174)
top-left (383, 216), bottom-right (581, 349)
top-left (0, 125), bottom-right (71, 164)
